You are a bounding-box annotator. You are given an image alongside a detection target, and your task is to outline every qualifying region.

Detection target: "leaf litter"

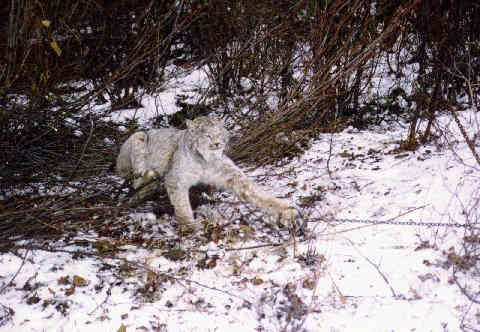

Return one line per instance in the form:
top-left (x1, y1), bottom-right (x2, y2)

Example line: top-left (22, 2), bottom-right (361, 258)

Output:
top-left (1, 80), bottom-right (479, 332)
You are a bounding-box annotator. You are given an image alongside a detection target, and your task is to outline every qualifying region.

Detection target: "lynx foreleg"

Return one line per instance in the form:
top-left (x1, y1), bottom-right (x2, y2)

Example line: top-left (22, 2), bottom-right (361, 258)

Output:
top-left (165, 182), bottom-right (198, 233)
top-left (213, 162), bottom-right (296, 222)
top-left (229, 175), bottom-right (296, 220)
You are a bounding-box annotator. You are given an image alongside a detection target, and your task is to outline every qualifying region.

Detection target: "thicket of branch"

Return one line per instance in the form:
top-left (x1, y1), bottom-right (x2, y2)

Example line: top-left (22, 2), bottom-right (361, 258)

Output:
top-left (1, 0), bottom-right (480, 240)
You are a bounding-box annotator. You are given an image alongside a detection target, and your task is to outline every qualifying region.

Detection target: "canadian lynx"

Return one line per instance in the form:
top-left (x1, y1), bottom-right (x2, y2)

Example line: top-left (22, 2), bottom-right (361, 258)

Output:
top-left (116, 116), bottom-right (297, 233)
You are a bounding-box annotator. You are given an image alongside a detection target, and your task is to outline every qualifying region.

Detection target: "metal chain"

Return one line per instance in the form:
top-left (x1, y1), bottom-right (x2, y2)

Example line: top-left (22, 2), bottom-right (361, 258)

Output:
top-left (328, 218), bottom-right (477, 228)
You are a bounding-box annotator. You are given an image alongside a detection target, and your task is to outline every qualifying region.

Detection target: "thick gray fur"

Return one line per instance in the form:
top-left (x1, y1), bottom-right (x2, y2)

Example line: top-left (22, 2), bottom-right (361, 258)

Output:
top-left (116, 116), bottom-right (296, 233)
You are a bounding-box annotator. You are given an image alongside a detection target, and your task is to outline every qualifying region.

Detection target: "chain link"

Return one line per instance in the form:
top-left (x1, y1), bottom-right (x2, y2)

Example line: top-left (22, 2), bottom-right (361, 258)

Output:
top-left (328, 218), bottom-right (477, 228)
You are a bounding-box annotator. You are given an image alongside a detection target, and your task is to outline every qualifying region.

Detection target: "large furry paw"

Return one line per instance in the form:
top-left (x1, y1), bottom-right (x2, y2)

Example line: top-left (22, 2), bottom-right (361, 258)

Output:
top-left (128, 171), bottom-right (160, 207)
top-left (133, 170), bottom-right (159, 189)
top-left (276, 206), bottom-right (306, 234)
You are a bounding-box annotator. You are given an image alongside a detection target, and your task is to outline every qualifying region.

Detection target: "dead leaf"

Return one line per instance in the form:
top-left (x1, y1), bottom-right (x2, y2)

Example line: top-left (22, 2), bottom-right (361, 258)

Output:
top-left (58, 275), bottom-right (70, 285)
top-left (302, 278), bottom-right (316, 290)
top-left (73, 275), bottom-right (88, 287)
top-left (26, 296), bottom-right (40, 305)
top-left (251, 277), bottom-right (264, 285)
top-left (65, 286), bottom-right (75, 296)
top-left (50, 40), bottom-right (62, 56)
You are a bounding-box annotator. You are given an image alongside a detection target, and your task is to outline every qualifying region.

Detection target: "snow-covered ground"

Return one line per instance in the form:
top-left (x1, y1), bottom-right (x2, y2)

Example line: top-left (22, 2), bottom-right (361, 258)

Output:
top-left (2, 64), bottom-right (479, 331)
top-left (1, 109), bottom-right (479, 331)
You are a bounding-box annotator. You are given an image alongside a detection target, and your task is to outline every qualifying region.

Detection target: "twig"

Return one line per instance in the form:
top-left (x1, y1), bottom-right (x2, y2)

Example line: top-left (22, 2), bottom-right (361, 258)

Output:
top-left (65, 118), bottom-right (96, 186)
top-left (345, 237), bottom-right (398, 298)
top-left (294, 250), bottom-right (324, 332)
top-left (326, 131), bottom-right (335, 178)
top-left (386, 205), bottom-right (427, 221)
top-left (88, 283), bottom-right (114, 315)
top-left (121, 256), bottom-right (255, 306)
top-left (224, 243), bottom-right (283, 251)
top-left (455, 277), bottom-right (480, 305)
top-left (0, 302), bottom-right (14, 326)
top-left (449, 105), bottom-right (480, 168)
top-left (0, 246), bottom-right (30, 295)
top-left (9, 243), bottom-right (254, 307)
top-left (328, 270), bottom-right (346, 304)
top-left (176, 278), bottom-right (253, 307)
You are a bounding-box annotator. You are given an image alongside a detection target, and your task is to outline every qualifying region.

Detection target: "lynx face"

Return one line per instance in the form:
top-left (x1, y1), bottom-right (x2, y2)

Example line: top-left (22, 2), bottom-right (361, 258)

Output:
top-left (186, 117), bottom-right (229, 161)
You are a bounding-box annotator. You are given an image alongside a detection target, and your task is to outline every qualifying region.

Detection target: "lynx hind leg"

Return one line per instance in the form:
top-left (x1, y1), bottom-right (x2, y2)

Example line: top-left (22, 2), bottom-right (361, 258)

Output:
top-left (118, 131), bottom-right (150, 185)
top-left (165, 183), bottom-right (199, 234)
top-left (128, 170), bottom-right (160, 207)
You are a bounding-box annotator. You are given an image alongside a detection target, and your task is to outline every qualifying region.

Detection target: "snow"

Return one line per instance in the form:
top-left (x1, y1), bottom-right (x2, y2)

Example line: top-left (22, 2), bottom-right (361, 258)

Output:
top-left (107, 67), bottom-right (209, 125)
top-left (2, 73), bottom-right (479, 332)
